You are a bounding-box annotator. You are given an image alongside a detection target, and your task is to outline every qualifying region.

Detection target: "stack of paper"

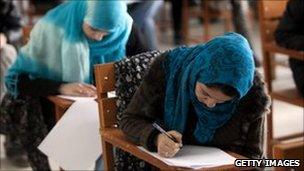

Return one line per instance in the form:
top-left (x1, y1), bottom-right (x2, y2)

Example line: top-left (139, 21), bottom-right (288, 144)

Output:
top-left (138, 145), bottom-right (236, 169)
top-left (38, 96), bottom-right (102, 170)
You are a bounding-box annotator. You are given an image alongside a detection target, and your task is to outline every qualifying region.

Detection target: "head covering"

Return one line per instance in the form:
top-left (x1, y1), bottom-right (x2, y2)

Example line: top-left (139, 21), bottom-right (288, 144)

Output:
top-left (163, 32), bottom-right (254, 144)
top-left (5, 0), bottom-right (132, 96)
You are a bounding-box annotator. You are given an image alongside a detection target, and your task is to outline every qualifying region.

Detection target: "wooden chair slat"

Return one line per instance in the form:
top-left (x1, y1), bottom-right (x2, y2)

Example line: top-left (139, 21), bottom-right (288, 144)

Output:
top-left (99, 97), bottom-right (117, 129)
top-left (260, 0), bottom-right (288, 20)
top-left (94, 63), bottom-right (115, 97)
top-left (262, 20), bottom-right (279, 42)
top-left (265, 43), bottom-right (304, 60)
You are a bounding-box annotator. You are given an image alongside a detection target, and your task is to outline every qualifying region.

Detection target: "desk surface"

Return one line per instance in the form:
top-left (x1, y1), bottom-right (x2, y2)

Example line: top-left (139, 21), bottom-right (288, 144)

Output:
top-left (48, 96), bottom-right (248, 171)
top-left (102, 128), bottom-right (248, 171)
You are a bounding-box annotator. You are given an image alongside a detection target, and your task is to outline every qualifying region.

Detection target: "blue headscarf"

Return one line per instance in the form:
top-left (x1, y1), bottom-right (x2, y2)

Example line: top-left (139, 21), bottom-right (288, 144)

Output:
top-left (164, 33), bottom-right (254, 144)
top-left (5, 0), bottom-right (132, 96)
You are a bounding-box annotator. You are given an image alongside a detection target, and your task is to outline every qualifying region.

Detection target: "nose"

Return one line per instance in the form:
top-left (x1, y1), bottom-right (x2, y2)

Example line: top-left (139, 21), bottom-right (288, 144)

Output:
top-left (94, 33), bottom-right (104, 41)
top-left (205, 98), bottom-right (216, 108)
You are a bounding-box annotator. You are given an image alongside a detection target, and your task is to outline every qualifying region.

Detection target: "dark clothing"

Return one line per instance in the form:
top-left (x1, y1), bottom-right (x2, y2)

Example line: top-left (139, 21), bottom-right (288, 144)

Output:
top-left (170, 0), bottom-right (183, 44)
top-left (274, 0), bottom-right (304, 51)
top-left (126, 24), bottom-right (152, 56)
top-left (0, 94), bottom-right (54, 171)
top-left (288, 58), bottom-right (304, 96)
top-left (0, 0), bottom-right (22, 46)
top-left (120, 53), bottom-right (270, 159)
top-left (0, 23), bottom-right (150, 171)
top-left (274, 0), bottom-right (304, 96)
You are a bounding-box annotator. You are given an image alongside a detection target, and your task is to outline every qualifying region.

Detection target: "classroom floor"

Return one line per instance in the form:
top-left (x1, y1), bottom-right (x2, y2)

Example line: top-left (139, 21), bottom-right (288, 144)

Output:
top-left (1, 3), bottom-right (303, 171)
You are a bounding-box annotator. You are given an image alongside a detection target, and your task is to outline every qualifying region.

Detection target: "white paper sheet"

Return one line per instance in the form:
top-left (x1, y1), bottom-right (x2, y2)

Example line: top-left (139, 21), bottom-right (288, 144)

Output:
top-left (58, 92), bottom-right (115, 101)
top-left (38, 100), bottom-right (102, 170)
top-left (138, 145), bottom-right (236, 169)
top-left (57, 95), bottom-right (97, 101)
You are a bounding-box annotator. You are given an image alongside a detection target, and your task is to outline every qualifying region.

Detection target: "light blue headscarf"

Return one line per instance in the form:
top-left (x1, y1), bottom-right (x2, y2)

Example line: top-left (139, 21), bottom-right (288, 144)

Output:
top-left (5, 0), bottom-right (132, 96)
top-left (164, 32), bottom-right (254, 144)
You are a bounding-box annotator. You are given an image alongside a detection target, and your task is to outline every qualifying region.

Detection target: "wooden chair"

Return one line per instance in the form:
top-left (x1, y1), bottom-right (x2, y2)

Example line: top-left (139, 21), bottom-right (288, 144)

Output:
top-left (94, 63), bottom-right (247, 171)
top-left (182, 0), bottom-right (232, 43)
top-left (273, 141), bottom-right (304, 171)
top-left (258, 0), bottom-right (304, 157)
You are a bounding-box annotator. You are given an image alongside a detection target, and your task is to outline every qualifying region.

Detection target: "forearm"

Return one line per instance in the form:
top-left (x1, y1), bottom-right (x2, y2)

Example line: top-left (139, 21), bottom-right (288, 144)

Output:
top-left (243, 116), bottom-right (265, 159)
top-left (119, 54), bottom-right (166, 151)
top-left (120, 113), bottom-right (158, 151)
top-left (17, 73), bottom-right (63, 97)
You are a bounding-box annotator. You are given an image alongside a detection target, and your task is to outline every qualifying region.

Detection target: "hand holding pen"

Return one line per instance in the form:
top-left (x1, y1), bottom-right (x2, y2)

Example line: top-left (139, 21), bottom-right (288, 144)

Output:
top-left (152, 123), bottom-right (183, 158)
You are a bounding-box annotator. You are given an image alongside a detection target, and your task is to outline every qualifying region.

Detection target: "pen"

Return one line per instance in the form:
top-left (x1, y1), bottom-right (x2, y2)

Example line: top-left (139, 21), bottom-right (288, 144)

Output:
top-left (152, 123), bottom-right (179, 144)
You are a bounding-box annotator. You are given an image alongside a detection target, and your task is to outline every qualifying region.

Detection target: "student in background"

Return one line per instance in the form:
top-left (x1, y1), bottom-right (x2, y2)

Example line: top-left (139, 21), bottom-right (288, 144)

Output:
top-left (120, 33), bottom-right (269, 159)
top-left (0, 0), bottom-right (29, 167)
top-left (127, 0), bottom-right (163, 50)
top-left (274, 0), bottom-right (304, 96)
top-left (1, 1), bottom-right (132, 170)
top-left (169, 0), bottom-right (261, 66)
top-left (0, 33), bottom-right (30, 168)
top-left (0, 0), bottom-right (23, 48)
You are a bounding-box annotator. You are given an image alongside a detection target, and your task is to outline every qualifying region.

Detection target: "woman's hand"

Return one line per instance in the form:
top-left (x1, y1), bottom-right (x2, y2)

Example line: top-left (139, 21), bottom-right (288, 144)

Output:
top-left (155, 130), bottom-right (183, 158)
top-left (59, 83), bottom-right (97, 97)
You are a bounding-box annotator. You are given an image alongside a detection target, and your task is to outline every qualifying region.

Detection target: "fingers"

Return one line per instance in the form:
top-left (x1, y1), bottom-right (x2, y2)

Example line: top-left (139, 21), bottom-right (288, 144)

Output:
top-left (168, 131), bottom-right (183, 147)
top-left (81, 83), bottom-right (97, 91)
top-left (157, 133), bottom-right (181, 158)
top-left (76, 83), bottom-right (97, 97)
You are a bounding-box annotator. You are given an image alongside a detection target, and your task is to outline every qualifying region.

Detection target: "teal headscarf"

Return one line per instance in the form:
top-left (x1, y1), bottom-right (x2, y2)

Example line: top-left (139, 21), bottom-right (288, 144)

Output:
top-left (163, 32), bottom-right (254, 144)
top-left (5, 0), bottom-right (132, 96)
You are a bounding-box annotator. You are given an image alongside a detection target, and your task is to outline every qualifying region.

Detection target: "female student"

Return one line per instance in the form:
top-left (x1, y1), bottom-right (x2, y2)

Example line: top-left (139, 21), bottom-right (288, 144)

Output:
top-left (120, 33), bottom-right (269, 159)
top-left (1, 1), bottom-right (134, 170)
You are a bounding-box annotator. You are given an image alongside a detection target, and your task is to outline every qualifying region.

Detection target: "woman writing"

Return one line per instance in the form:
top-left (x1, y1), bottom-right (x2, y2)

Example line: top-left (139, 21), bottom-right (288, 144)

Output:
top-left (1, 1), bottom-right (132, 170)
top-left (120, 33), bottom-right (269, 159)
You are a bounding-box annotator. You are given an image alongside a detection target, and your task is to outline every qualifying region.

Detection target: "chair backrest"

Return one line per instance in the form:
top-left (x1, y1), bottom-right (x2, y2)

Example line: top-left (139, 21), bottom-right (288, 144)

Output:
top-left (94, 63), bottom-right (118, 130)
top-left (94, 51), bottom-right (162, 130)
top-left (258, 0), bottom-right (288, 43)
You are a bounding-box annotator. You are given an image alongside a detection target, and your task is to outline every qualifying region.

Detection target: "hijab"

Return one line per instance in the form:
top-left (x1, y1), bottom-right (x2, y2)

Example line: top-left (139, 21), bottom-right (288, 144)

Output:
top-left (5, 0), bottom-right (132, 96)
top-left (163, 32), bottom-right (254, 144)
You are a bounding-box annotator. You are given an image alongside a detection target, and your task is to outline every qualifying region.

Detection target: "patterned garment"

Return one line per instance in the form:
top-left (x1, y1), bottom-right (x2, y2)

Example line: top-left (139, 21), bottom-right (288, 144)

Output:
top-left (114, 50), bottom-right (162, 171)
top-left (0, 94), bottom-right (52, 171)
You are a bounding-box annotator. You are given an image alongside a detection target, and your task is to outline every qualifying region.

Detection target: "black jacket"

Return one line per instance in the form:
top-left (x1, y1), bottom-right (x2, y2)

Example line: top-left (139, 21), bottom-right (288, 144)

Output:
top-left (274, 0), bottom-right (304, 51)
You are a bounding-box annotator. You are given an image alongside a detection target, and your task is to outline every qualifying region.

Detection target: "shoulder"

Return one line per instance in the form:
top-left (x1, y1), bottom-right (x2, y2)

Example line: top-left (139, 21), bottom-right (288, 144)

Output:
top-left (143, 52), bottom-right (168, 84)
top-left (236, 71), bottom-right (270, 120)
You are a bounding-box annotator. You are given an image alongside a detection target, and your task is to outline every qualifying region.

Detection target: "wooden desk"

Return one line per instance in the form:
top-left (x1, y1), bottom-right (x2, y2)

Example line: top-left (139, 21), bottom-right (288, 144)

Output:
top-left (47, 96), bottom-right (248, 171)
top-left (48, 96), bottom-right (74, 121)
top-left (102, 128), bottom-right (248, 171)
